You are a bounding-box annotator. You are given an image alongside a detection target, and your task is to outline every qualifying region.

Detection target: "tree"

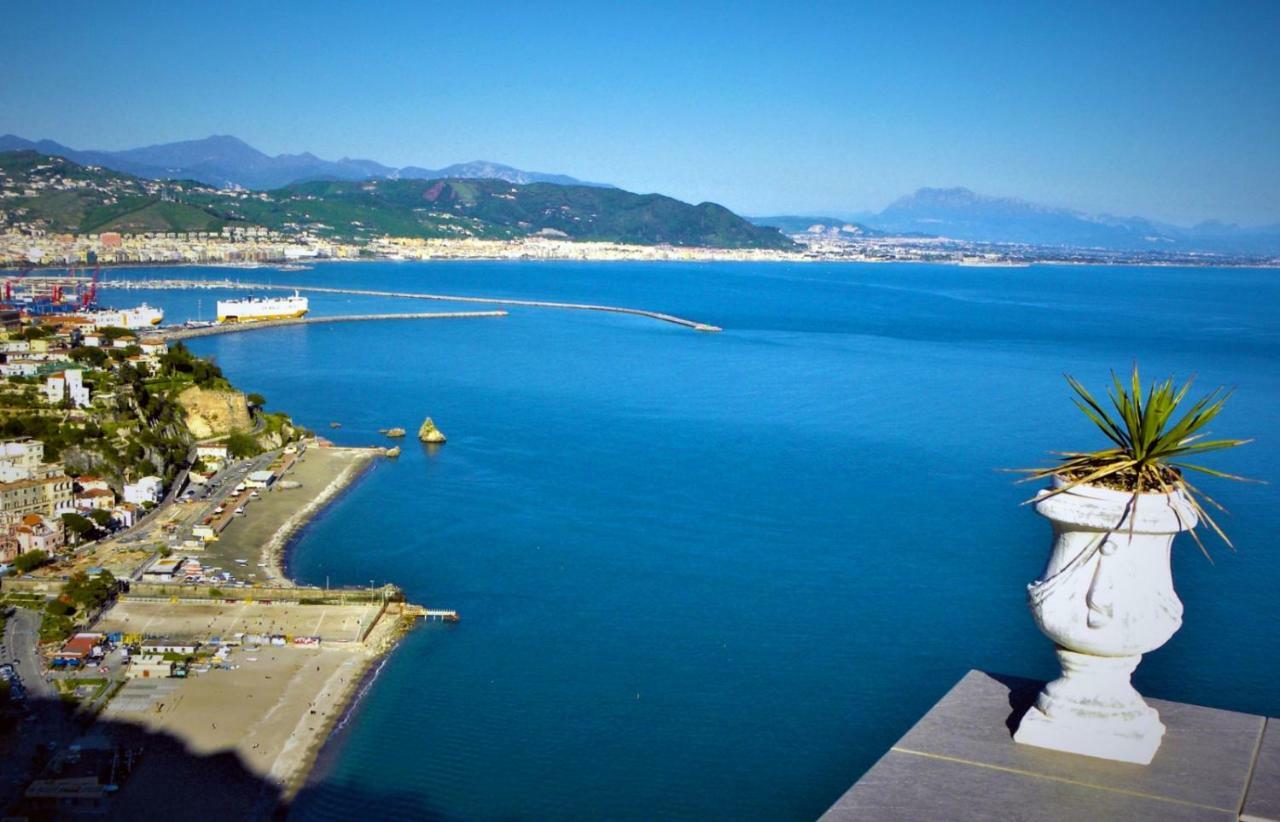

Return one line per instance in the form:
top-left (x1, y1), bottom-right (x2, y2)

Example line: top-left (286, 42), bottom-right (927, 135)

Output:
top-left (61, 512), bottom-right (97, 543)
top-left (44, 597), bottom-right (74, 617)
top-left (68, 346), bottom-right (109, 368)
top-left (247, 393), bottom-right (266, 408)
top-left (226, 432), bottom-right (262, 459)
top-left (11, 550), bottom-right (50, 573)
top-left (87, 509), bottom-right (113, 529)
top-left (98, 326), bottom-right (134, 341)
top-left (63, 569), bottom-right (116, 609)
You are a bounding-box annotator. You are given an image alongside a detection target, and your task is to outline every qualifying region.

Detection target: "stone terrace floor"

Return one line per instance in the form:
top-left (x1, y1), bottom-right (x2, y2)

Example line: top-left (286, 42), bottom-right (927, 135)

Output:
top-left (822, 670), bottom-right (1278, 821)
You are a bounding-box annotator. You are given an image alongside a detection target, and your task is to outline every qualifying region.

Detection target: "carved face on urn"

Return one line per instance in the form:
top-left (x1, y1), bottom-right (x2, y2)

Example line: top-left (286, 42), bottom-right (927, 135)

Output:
top-left (1028, 478), bottom-right (1196, 658)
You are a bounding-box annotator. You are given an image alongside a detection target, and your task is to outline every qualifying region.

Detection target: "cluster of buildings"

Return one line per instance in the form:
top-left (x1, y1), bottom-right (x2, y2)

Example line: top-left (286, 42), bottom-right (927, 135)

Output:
top-left (1, 318), bottom-right (168, 397)
top-left (0, 227), bottom-right (360, 268)
top-left (367, 235), bottom-right (806, 261)
top-left (0, 437), bottom-right (159, 565)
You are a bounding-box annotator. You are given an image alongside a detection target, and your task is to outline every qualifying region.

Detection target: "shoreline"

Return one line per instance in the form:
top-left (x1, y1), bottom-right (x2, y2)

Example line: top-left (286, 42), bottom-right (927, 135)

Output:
top-left (6, 254), bottom-right (1278, 272)
top-left (88, 441), bottom-right (408, 815)
top-left (261, 446), bottom-right (379, 586)
top-left (273, 651), bottom-right (376, 802)
top-left (292, 647), bottom-right (393, 801)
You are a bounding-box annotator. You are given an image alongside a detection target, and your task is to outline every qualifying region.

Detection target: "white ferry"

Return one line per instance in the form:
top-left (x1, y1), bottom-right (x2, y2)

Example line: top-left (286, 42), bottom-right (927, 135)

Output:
top-left (91, 303), bottom-right (165, 329)
top-left (216, 291), bottom-right (309, 324)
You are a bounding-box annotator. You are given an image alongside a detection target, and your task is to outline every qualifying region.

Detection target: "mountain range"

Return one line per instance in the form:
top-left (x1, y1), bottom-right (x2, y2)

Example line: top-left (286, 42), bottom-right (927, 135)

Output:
top-left (857, 187), bottom-right (1280, 255)
top-left (2, 134), bottom-right (1276, 255)
top-left (0, 134), bottom-right (612, 191)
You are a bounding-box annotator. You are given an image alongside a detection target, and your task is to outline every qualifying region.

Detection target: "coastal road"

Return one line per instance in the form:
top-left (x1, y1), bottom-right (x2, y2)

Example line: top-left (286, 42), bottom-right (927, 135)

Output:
top-left (1, 607), bottom-right (54, 702)
top-left (0, 607), bottom-right (75, 805)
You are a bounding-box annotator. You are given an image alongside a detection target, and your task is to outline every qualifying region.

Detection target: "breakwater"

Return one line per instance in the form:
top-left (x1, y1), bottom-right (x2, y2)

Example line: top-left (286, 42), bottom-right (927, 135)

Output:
top-left (161, 310), bottom-right (508, 339)
top-left (101, 278), bottom-right (723, 332)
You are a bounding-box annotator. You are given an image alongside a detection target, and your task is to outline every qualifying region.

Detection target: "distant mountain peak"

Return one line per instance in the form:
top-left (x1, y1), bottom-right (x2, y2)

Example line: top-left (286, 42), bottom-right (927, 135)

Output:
top-left (0, 133), bottom-right (613, 191)
top-left (869, 186), bottom-right (1278, 254)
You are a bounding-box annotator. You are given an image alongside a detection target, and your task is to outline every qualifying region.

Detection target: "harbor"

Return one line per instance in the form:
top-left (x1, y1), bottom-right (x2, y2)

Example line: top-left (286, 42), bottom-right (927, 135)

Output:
top-left (163, 310), bottom-right (509, 339)
top-left (98, 278), bottom-right (724, 332)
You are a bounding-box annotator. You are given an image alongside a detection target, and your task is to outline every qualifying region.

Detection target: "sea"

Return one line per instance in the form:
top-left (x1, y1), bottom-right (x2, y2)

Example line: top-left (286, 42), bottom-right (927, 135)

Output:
top-left (105, 260), bottom-right (1279, 820)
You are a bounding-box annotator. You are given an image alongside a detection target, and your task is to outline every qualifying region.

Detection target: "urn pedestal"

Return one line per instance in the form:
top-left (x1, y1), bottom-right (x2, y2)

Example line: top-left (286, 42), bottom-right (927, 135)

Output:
top-left (1014, 478), bottom-right (1195, 765)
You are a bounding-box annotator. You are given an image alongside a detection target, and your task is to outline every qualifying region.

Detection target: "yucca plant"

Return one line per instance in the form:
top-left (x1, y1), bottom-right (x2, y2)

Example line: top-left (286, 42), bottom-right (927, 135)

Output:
top-left (1018, 365), bottom-right (1252, 557)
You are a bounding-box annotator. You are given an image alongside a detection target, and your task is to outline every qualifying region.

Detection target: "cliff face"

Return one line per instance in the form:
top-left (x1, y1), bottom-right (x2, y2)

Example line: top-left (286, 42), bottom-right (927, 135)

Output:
top-left (177, 386), bottom-right (252, 439)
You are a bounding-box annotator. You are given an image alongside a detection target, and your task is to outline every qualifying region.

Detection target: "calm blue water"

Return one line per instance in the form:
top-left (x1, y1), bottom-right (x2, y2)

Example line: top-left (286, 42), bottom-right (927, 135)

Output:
top-left (108, 261), bottom-right (1279, 819)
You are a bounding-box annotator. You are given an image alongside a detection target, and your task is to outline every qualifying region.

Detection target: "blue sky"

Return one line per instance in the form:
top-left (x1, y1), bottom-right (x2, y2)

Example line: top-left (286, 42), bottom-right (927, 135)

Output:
top-left (2, 1), bottom-right (1277, 225)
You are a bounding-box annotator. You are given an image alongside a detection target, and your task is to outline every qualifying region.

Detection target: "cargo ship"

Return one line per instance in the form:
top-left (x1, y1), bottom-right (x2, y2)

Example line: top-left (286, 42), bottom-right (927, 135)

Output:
top-left (216, 291), bottom-right (309, 324)
top-left (89, 304), bottom-right (164, 329)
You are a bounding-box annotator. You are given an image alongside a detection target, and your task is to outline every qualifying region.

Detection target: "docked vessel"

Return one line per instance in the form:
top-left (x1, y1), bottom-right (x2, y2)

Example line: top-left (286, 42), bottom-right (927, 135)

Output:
top-left (90, 303), bottom-right (165, 329)
top-left (216, 291), bottom-right (309, 324)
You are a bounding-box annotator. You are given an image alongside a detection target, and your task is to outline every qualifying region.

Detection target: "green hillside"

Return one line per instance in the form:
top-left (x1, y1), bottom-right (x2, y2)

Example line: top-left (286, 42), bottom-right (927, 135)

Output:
top-left (0, 150), bottom-right (794, 250)
top-left (0, 150), bottom-right (228, 234)
top-left (83, 200), bottom-right (228, 234)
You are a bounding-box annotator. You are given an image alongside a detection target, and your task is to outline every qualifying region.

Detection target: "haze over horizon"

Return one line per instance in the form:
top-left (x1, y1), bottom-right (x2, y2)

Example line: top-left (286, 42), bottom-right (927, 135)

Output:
top-left (2, 1), bottom-right (1277, 226)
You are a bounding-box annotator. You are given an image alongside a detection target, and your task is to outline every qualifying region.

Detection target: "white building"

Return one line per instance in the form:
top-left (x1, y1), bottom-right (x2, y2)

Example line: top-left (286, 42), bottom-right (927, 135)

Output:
top-left (44, 368), bottom-right (90, 408)
top-left (0, 439), bottom-right (45, 482)
top-left (0, 360), bottom-right (39, 378)
top-left (138, 337), bottom-right (168, 357)
top-left (195, 444), bottom-right (229, 463)
top-left (123, 475), bottom-right (163, 505)
top-left (244, 470), bottom-right (275, 489)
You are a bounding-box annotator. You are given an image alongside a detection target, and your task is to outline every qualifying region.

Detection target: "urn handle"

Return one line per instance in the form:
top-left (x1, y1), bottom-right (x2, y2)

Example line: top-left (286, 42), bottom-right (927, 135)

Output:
top-left (1085, 537), bottom-right (1120, 628)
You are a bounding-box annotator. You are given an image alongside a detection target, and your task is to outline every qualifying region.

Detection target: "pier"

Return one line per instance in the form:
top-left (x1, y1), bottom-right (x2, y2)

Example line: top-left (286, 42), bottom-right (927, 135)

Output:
top-left (402, 605), bottom-right (460, 622)
top-left (99, 278), bottom-right (723, 332)
top-left (161, 310), bottom-right (508, 340)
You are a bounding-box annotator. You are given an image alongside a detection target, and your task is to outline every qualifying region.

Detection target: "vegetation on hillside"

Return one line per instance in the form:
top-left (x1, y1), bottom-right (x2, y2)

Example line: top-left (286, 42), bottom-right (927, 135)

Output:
top-left (1, 150), bottom-right (794, 249)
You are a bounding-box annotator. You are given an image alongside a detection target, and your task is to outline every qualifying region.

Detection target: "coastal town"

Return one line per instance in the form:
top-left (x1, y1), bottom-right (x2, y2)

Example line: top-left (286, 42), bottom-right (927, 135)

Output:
top-left (7, 224), bottom-right (1276, 271)
top-left (0, 295), bottom-right (430, 817)
top-left (4, 153), bottom-right (1274, 271)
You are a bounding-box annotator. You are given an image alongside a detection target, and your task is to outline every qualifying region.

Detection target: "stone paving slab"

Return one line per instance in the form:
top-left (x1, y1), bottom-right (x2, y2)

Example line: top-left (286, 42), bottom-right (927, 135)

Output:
top-left (824, 748), bottom-right (1230, 821)
top-left (1244, 719), bottom-right (1280, 822)
top-left (822, 670), bottom-right (1270, 821)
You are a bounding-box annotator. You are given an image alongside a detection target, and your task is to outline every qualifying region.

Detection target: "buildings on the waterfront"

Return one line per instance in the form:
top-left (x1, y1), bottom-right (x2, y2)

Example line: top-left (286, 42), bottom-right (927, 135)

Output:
top-left (0, 226), bottom-right (359, 268)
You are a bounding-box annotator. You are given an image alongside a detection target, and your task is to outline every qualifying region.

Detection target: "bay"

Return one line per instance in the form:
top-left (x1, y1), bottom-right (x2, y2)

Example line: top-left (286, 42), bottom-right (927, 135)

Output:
top-left (108, 260), bottom-right (1278, 820)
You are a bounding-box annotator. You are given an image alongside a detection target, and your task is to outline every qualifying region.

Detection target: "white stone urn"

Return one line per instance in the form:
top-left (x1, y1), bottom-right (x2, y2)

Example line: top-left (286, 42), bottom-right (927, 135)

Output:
top-left (1013, 475), bottom-right (1196, 764)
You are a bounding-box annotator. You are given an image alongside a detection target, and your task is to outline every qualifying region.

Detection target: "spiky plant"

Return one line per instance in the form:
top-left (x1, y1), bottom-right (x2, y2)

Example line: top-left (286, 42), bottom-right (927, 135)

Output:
top-left (1019, 366), bottom-right (1252, 557)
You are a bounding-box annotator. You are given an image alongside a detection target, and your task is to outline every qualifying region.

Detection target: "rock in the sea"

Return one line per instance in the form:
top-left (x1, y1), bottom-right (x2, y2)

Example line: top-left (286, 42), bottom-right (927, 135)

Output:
top-left (386, 427), bottom-right (406, 438)
top-left (418, 417), bottom-right (446, 443)
top-left (384, 446), bottom-right (401, 458)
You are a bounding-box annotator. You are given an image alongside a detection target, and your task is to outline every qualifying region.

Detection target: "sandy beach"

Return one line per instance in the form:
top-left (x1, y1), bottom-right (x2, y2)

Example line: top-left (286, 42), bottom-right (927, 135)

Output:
top-left (103, 644), bottom-right (374, 815)
top-left (200, 445), bottom-right (377, 586)
top-left (95, 598), bottom-right (418, 816)
top-left (264, 447), bottom-right (377, 584)
top-left (84, 443), bottom-right (409, 816)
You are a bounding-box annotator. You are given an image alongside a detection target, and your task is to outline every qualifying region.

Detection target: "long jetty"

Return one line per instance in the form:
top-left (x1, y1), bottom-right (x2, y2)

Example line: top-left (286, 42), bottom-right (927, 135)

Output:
top-left (100, 278), bottom-right (723, 332)
top-left (162, 310), bottom-right (507, 340)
